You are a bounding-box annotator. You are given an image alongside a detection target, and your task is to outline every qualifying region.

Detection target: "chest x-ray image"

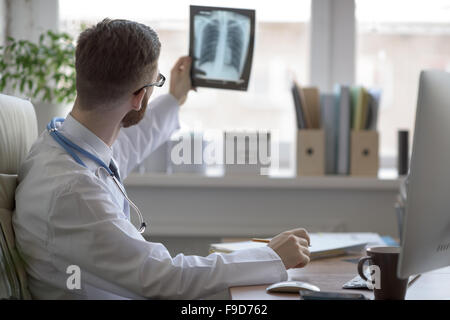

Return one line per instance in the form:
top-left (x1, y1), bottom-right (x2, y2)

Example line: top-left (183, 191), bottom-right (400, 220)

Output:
top-left (189, 6), bottom-right (255, 91)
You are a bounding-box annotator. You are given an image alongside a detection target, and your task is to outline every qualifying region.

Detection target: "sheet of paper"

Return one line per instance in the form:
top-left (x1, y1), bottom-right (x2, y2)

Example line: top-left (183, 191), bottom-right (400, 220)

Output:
top-left (210, 232), bottom-right (386, 254)
top-left (309, 232), bottom-right (385, 253)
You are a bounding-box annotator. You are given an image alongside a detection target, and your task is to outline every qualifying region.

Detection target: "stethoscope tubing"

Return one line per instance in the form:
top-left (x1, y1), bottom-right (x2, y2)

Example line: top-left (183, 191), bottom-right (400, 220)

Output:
top-left (47, 117), bottom-right (147, 233)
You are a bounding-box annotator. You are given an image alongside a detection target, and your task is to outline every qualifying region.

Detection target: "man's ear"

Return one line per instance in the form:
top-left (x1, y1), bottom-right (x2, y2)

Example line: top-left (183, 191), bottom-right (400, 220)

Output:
top-left (131, 88), bottom-right (147, 111)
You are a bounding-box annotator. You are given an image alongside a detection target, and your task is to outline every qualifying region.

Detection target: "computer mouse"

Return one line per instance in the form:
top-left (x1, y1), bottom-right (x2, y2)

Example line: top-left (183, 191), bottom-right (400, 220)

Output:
top-left (266, 281), bottom-right (321, 293)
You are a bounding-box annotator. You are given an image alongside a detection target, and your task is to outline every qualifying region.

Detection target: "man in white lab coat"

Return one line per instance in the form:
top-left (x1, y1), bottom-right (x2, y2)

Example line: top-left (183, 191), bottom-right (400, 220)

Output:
top-left (13, 19), bottom-right (311, 299)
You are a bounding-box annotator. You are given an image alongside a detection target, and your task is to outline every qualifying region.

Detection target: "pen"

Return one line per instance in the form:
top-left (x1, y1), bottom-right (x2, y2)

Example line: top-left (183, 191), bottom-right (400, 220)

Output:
top-left (251, 238), bottom-right (312, 247)
top-left (251, 238), bottom-right (270, 243)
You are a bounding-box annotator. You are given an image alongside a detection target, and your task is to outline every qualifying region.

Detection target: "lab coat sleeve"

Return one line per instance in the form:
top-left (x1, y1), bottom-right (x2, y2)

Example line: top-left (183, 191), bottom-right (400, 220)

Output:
top-left (112, 93), bottom-right (180, 178)
top-left (48, 174), bottom-right (287, 299)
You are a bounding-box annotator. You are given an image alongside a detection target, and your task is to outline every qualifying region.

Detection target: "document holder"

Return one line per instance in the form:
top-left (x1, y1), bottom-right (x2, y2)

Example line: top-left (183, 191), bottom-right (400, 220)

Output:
top-left (296, 130), bottom-right (325, 176)
top-left (350, 131), bottom-right (379, 176)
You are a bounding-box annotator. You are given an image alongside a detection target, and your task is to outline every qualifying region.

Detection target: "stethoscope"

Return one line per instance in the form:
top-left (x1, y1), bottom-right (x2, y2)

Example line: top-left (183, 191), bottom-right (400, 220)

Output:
top-left (47, 117), bottom-right (147, 233)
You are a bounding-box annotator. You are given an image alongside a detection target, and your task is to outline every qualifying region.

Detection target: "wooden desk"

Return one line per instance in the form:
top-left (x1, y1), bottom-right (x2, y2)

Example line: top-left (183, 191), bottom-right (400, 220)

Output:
top-left (230, 254), bottom-right (450, 300)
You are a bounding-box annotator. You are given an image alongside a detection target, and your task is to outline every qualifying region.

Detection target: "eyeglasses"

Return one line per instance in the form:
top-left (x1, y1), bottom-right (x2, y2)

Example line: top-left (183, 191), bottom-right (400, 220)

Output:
top-left (133, 73), bottom-right (165, 94)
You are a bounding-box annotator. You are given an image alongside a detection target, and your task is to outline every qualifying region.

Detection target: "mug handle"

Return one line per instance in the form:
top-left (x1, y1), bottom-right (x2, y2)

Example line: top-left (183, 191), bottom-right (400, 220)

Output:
top-left (357, 256), bottom-right (372, 281)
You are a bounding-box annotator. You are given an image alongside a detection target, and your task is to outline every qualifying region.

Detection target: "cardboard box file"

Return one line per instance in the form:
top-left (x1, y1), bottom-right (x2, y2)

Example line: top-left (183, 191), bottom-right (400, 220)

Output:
top-left (350, 130), bottom-right (379, 176)
top-left (296, 129), bottom-right (325, 176)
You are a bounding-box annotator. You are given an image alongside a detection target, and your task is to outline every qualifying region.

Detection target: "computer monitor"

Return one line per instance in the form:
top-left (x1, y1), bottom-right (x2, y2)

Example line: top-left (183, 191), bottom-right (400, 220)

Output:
top-left (398, 70), bottom-right (450, 278)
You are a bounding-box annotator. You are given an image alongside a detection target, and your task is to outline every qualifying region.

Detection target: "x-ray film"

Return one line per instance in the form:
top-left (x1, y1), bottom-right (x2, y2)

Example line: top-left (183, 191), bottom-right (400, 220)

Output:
top-left (189, 5), bottom-right (255, 91)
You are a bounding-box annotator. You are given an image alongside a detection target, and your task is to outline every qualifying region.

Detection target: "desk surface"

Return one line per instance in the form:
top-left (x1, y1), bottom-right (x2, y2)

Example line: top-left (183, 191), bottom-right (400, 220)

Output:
top-left (229, 254), bottom-right (450, 300)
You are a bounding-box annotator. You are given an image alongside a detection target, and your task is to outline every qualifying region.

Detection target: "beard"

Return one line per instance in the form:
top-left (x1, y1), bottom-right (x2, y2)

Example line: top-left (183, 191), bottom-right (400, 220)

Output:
top-left (121, 95), bottom-right (149, 128)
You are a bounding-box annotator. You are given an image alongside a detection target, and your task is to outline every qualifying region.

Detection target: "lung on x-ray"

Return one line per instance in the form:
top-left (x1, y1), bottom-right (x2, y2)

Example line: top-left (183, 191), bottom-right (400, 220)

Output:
top-left (189, 6), bottom-right (255, 91)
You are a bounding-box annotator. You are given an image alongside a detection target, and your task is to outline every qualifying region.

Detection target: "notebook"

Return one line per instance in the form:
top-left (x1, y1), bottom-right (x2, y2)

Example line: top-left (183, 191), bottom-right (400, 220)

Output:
top-left (294, 82), bottom-right (312, 129)
top-left (302, 87), bottom-right (321, 129)
top-left (210, 233), bottom-right (385, 260)
top-left (291, 82), bottom-right (306, 129)
top-left (336, 85), bottom-right (351, 175)
top-left (366, 88), bottom-right (381, 130)
top-left (320, 93), bottom-right (337, 174)
top-left (352, 87), bottom-right (370, 130)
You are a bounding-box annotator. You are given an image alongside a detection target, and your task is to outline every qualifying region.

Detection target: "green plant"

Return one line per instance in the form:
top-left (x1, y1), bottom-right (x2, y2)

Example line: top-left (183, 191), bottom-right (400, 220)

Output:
top-left (0, 30), bottom-right (76, 104)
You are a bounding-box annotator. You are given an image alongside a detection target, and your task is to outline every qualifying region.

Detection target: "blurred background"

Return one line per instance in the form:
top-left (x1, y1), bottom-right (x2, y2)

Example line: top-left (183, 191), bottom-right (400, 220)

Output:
top-left (2, 0), bottom-right (450, 256)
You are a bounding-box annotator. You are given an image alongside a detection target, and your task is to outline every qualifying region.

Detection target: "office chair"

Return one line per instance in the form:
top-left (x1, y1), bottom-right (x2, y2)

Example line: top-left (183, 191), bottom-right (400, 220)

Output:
top-left (0, 93), bottom-right (38, 299)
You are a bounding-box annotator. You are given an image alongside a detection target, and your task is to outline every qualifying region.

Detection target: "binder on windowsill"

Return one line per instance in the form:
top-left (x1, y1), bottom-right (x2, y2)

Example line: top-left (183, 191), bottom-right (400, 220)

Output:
top-left (350, 130), bottom-right (379, 176)
top-left (296, 129), bottom-right (325, 176)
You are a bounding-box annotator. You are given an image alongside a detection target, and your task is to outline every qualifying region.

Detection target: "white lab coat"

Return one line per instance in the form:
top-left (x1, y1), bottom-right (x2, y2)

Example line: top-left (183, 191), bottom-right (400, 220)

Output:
top-left (13, 93), bottom-right (287, 300)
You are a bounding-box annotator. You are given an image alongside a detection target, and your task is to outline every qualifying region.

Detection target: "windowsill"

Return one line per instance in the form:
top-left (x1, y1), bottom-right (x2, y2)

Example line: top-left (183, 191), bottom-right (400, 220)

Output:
top-left (124, 168), bottom-right (402, 191)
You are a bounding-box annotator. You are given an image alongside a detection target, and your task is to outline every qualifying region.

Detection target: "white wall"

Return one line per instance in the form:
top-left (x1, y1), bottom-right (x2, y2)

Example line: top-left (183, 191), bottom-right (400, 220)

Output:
top-left (0, 0), bottom-right (6, 45)
top-left (125, 178), bottom-right (400, 256)
top-left (8, 0), bottom-right (59, 42)
top-left (127, 182), bottom-right (400, 239)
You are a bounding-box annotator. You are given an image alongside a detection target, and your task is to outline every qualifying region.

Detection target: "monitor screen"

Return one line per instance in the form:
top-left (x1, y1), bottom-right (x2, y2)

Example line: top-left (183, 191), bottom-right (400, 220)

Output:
top-left (189, 5), bottom-right (255, 91)
top-left (398, 70), bottom-right (450, 278)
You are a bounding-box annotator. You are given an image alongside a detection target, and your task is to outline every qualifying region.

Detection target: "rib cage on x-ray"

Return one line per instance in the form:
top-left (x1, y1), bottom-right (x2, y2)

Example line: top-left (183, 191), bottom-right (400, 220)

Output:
top-left (226, 20), bottom-right (244, 72)
top-left (199, 20), bottom-right (219, 66)
top-left (194, 11), bottom-right (250, 81)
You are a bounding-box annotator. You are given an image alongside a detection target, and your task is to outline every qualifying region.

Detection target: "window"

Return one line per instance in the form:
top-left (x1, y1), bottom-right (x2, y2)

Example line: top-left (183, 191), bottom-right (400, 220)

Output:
top-left (59, 0), bottom-right (310, 144)
top-left (356, 0), bottom-right (450, 163)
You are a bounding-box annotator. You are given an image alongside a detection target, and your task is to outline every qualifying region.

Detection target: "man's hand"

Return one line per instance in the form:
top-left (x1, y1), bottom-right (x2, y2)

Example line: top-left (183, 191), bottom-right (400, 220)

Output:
top-left (169, 56), bottom-right (194, 106)
top-left (268, 228), bottom-right (311, 269)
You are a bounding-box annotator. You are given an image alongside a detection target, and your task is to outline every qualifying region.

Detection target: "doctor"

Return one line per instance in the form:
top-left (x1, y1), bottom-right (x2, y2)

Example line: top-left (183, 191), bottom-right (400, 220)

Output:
top-left (13, 18), bottom-right (311, 299)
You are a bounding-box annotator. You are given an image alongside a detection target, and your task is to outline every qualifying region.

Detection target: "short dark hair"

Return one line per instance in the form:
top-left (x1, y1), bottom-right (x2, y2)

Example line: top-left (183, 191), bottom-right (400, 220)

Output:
top-left (75, 18), bottom-right (161, 108)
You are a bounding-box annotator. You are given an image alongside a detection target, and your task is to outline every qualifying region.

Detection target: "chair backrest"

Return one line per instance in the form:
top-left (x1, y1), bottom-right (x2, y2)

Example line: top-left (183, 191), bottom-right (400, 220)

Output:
top-left (0, 94), bottom-right (38, 174)
top-left (0, 93), bottom-right (38, 299)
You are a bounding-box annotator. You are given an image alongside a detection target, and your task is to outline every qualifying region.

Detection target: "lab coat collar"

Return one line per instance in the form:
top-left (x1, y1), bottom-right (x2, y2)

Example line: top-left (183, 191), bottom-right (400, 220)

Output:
top-left (59, 114), bottom-right (113, 167)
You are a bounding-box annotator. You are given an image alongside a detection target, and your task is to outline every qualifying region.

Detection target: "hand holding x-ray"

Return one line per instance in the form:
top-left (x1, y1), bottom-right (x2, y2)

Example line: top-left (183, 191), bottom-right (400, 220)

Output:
top-left (169, 56), bottom-right (194, 106)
